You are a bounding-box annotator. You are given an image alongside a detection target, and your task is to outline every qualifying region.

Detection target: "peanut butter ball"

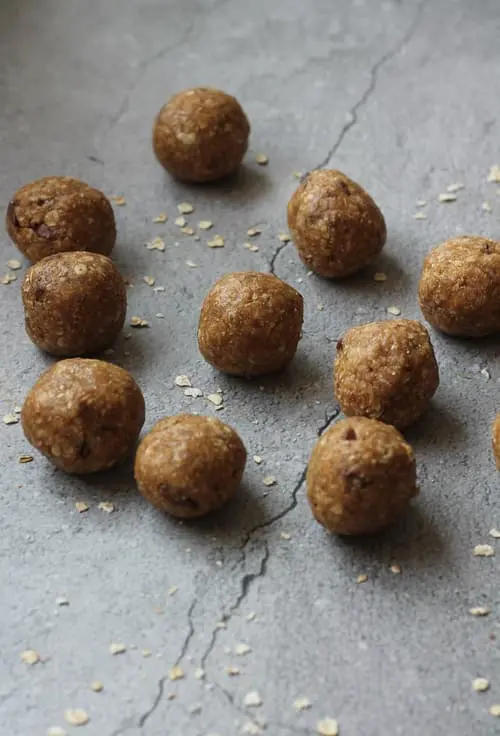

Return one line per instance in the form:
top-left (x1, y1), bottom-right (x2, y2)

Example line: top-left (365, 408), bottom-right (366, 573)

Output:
top-left (287, 169), bottom-right (386, 278)
top-left (198, 272), bottom-right (303, 377)
top-left (134, 414), bottom-right (246, 518)
top-left (492, 415), bottom-right (500, 470)
top-left (334, 319), bottom-right (439, 429)
top-left (6, 176), bottom-right (116, 263)
top-left (22, 359), bottom-right (145, 474)
top-left (152, 87), bottom-right (250, 182)
top-left (418, 236), bottom-right (500, 337)
top-left (307, 417), bottom-right (418, 536)
top-left (22, 252), bottom-right (126, 357)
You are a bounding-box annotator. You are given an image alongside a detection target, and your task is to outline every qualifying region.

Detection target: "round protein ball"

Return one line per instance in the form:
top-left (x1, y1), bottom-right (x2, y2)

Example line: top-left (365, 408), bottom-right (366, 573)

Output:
top-left (22, 251), bottom-right (126, 357)
top-left (492, 415), bottom-right (500, 470)
top-left (334, 319), bottom-right (439, 429)
top-left (287, 169), bottom-right (386, 278)
top-left (418, 236), bottom-right (500, 337)
top-left (6, 176), bottom-right (116, 263)
top-left (307, 417), bottom-right (418, 536)
top-left (21, 359), bottom-right (145, 474)
top-left (134, 414), bottom-right (247, 518)
top-left (152, 87), bottom-right (250, 182)
top-left (198, 271), bottom-right (303, 377)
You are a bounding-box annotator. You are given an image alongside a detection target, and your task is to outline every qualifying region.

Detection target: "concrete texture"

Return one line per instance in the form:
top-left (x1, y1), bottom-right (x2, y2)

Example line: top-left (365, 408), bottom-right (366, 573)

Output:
top-left (1, 0), bottom-right (499, 734)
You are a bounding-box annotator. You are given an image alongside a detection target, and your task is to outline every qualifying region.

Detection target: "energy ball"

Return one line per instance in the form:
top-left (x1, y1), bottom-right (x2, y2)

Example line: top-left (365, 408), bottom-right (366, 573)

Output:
top-left (307, 417), bottom-right (418, 536)
top-left (6, 176), bottom-right (116, 263)
top-left (134, 414), bottom-right (246, 518)
top-left (287, 169), bottom-right (386, 278)
top-left (22, 252), bottom-right (126, 357)
top-left (418, 236), bottom-right (500, 337)
top-left (334, 319), bottom-right (439, 429)
top-left (152, 87), bottom-right (250, 182)
top-left (198, 271), bottom-right (303, 377)
top-left (492, 415), bottom-right (500, 470)
top-left (22, 359), bottom-right (145, 474)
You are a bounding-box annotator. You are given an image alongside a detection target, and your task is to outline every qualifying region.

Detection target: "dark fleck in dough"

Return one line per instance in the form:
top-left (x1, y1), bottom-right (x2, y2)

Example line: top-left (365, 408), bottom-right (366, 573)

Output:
top-left (334, 319), bottom-right (439, 429)
top-left (22, 252), bottom-right (126, 357)
top-left (134, 414), bottom-right (246, 518)
top-left (307, 417), bottom-right (418, 536)
top-left (418, 235), bottom-right (500, 337)
top-left (198, 271), bottom-right (303, 377)
top-left (21, 359), bottom-right (145, 474)
top-left (492, 415), bottom-right (500, 470)
top-left (287, 169), bottom-right (386, 278)
top-left (152, 87), bottom-right (250, 182)
top-left (6, 176), bottom-right (116, 263)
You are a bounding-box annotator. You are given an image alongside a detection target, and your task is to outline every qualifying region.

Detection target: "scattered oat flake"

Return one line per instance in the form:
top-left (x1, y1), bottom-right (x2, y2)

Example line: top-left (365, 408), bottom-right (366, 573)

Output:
top-left (374, 272), bottom-right (387, 282)
top-left (482, 201), bottom-right (492, 213)
top-left (490, 704), bottom-right (500, 717)
top-left (278, 233), bottom-right (290, 243)
top-left (255, 153), bottom-right (269, 165)
top-left (317, 304), bottom-right (324, 311)
top-left (356, 574), bottom-right (368, 584)
top-left (244, 691), bottom-right (262, 708)
top-left (227, 665), bottom-right (240, 676)
top-left (481, 368), bottom-right (491, 380)
top-left (186, 260), bottom-right (198, 268)
top-left (447, 182), bottom-right (464, 193)
top-left (130, 316), bottom-right (149, 328)
top-left (175, 216), bottom-right (187, 227)
top-left (207, 393), bottom-right (223, 407)
top-left (168, 586), bottom-right (178, 596)
top-left (3, 413), bottom-right (18, 425)
top-left (21, 649), bottom-right (40, 665)
top-left (280, 532), bottom-right (291, 540)
top-left (416, 199), bottom-right (427, 207)
top-left (489, 528), bottom-right (500, 539)
top-left (111, 196), bottom-right (126, 206)
top-left (390, 564), bottom-right (401, 574)
top-left (147, 237), bottom-right (165, 251)
top-left (207, 235), bottom-right (225, 248)
top-left (168, 666), bottom-right (184, 681)
top-left (472, 677), bottom-right (489, 692)
top-left (263, 475), bottom-right (276, 486)
top-left (487, 165), bottom-right (500, 183)
top-left (294, 697), bottom-right (312, 711)
top-left (166, 692), bottom-right (176, 701)
top-left (235, 643), bottom-right (252, 656)
top-left (153, 213), bottom-right (168, 223)
top-left (317, 718), bottom-right (339, 736)
top-left (413, 212), bottom-right (427, 220)
top-left (247, 228), bottom-right (261, 237)
top-left (1, 272), bottom-right (16, 285)
top-left (109, 642), bottom-right (126, 655)
top-left (177, 202), bottom-right (194, 214)
top-left (48, 728), bottom-right (66, 736)
top-left (195, 667), bottom-right (205, 680)
top-left (242, 723), bottom-right (262, 735)
top-left (75, 502), bottom-right (89, 513)
top-left (90, 680), bottom-right (103, 693)
top-left (184, 387), bottom-right (203, 398)
top-left (14, 406), bottom-right (22, 414)
top-left (253, 455), bottom-right (263, 464)
top-left (98, 502), bottom-right (114, 513)
top-left (387, 306), bottom-right (401, 316)
top-left (470, 606), bottom-right (490, 617)
top-left (56, 597), bottom-right (69, 606)
top-left (64, 709), bottom-right (89, 726)
top-left (244, 242), bottom-right (259, 252)
top-left (181, 226), bottom-right (195, 235)
top-left (246, 612), bottom-right (256, 621)
top-left (142, 649), bottom-right (152, 658)
top-left (143, 276), bottom-right (156, 287)
top-left (293, 171), bottom-right (302, 179)
top-left (438, 193), bottom-right (457, 202)
top-left (175, 375), bottom-right (191, 388)
top-left (7, 259), bottom-right (21, 270)
top-left (199, 220), bottom-right (213, 230)
top-left (473, 544), bottom-right (495, 557)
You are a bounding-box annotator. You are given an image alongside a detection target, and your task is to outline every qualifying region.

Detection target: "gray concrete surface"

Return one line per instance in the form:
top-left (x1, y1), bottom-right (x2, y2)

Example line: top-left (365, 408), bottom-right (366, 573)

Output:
top-left (1, 0), bottom-right (499, 734)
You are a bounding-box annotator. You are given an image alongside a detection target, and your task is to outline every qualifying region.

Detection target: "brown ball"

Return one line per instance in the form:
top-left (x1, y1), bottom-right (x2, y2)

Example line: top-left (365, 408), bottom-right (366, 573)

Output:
top-left (492, 415), bottom-right (500, 470)
top-left (6, 176), bottom-right (116, 263)
top-left (152, 88), bottom-right (250, 182)
top-left (198, 272), bottom-right (303, 377)
top-left (307, 417), bottom-right (418, 536)
top-left (21, 359), bottom-right (145, 474)
top-left (22, 252), bottom-right (126, 357)
top-left (334, 319), bottom-right (439, 429)
top-left (134, 414), bottom-right (246, 518)
top-left (287, 169), bottom-right (386, 278)
top-left (418, 236), bottom-right (500, 337)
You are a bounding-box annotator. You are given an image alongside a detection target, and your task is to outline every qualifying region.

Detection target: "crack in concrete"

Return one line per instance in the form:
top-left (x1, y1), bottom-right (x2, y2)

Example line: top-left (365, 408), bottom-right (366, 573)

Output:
top-left (313, 0), bottom-right (428, 172)
top-left (268, 240), bottom-right (289, 276)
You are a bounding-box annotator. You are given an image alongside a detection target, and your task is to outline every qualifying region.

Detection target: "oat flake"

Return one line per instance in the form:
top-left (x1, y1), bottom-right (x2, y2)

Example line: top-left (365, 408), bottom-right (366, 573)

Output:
top-left (374, 272), bottom-right (387, 282)
top-left (487, 165), bottom-right (500, 183)
top-left (317, 719), bottom-right (339, 735)
top-left (235, 643), bottom-right (252, 656)
top-left (168, 666), bottom-right (184, 681)
top-left (356, 574), bottom-right (368, 584)
top-left (109, 642), bottom-right (126, 655)
top-left (207, 393), bottom-right (223, 407)
top-left (21, 649), bottom-right (40, 665)
top-left (184, 387), bottom-right (203, 398)
top-left (90, 680), bottom-right (103, 692)
top-left (146, 237), bottom-right (165, 251)
top-left (98, 502), bottom-right (114, 513)
top-left (195, 667), bottom-right (205, 679)
top-left (413, 212), bottom-right (427, 220)
top-left (472, 677), bottom-right (489, 692)
top-left (244, 691), bottom-right (262, 708)
top-left (490, 704), bottom-right (500, 717)
top-left (199, 220), bottom-right (213, 230)
top-left (438, 193), bottom-right (457, 202)
top-left (175, 375), bottom-right (191, 388)
top-left (186, 260), bottom-right (198, 268)
top-left (469, 607), bottom-right (490, 616)
top-left (175, 216), bottom-right (187, 227)
top-left (177, 202), bottom-right (194, 215)
top-left (473, 544), bottom-right (495, 557)
top-left (47, 728), bottom-right (66, 736)
top-left (75, 502), bottom-right (89, 513)
top-left (130, 316), bottom-right (149, 328)
top-left (387, 306), bottom-right (401, 316)
top-left (64, 709), bottom-right (89, 726)
top-left (143, 276), bottom-right (155, 287)
top-left (19, 455), bottom-right (34, 463)
top-left (489, 528), bottom-right (500, 539)
top-left (207, 235), bottom-right (225, 248)
top-left (446, 182), bottom-right (464, 193)
top-left (153, 213), bottom-right (168, 223)
top-left (7, 259), bottom-right (21, 270)
top-left (263, 475), bottom-right (276, 486)
top-left (253, 455), bottom-right (263, 464)
top-left (294, 697), bottom-right (312, 711)
top-left (255, 153), bottom-right (269, 165)
top-left (111, 196), bottom-right (126, 206)
top-left (3, 413), bottom-right (19, 425)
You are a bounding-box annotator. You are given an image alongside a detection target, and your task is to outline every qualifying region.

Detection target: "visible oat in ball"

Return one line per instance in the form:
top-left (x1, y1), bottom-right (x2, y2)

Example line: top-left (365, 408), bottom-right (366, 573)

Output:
top-left (134, 414), bottom-right (246, 518)
top-left (287, 169), bottom-right (386, 278)
top-left (334, 319), bottom-right (439, 429)
top-left (22, 252), bottom-right (126, 357)
top-left (6, 176), bottom-right (116, 263)
top-left (198, 272), bottom-right (303, 377)
top-left (152, 88), bottom-right (250, 182)
top-left (307, 417), bottom-right (418, 535)
top-left (418, 236), bottom-right (500, 337)
top-left (492, 415), bottom-right (500, 470)
top-left (22, 359), bottom-right (145, 474)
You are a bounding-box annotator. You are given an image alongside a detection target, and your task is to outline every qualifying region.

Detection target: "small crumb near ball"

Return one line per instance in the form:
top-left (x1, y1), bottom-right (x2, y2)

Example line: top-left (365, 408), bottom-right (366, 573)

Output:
top-left (418, 235), bottom-right (500, 337)
top-left (492, 415), bottom-right (500, 469)
top-left (22, 359), bottom-right (145, 474)
top-left (334, 319), bottom-right (439, 429)
top-left (307, 417), bottom-right (418, 535)
top-left (22, 252), bottom-right (126, 357)
top-left (198, 271), bottom-right (303, 377)
top-left (287, 169), bottom-right (386, 278)
top-left (6, 176), bottom-right (116, 263)
top-left (152, 87), bottom-right (250, 182)
top-left (134, 414), bottom-right (246, 518)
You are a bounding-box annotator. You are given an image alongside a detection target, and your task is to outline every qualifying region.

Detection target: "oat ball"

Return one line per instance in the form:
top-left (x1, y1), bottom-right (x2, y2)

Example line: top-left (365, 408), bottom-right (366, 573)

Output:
top-left (334, 319), bottom-right (439, 429)
top-left (22, 359), bottom-right (145, 474)
top-left (418, 236), bottom-right (500, 337)
top-left (492, 415), bottom-right (500, 470)
top-left (22, 252), bottom-right (126, 357)
top-left (6, 176), bottom-right (116, 263)
top-left (307, 417), bottom-right (418, 536)
top-left (198, 272), bottom-right (303, 377)
top-left (152, 87), bottom-right (250, 182)
top-left (134, 414), bottom-right (246, 518)
top-left (287, 169), bottom-right (386, 278)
